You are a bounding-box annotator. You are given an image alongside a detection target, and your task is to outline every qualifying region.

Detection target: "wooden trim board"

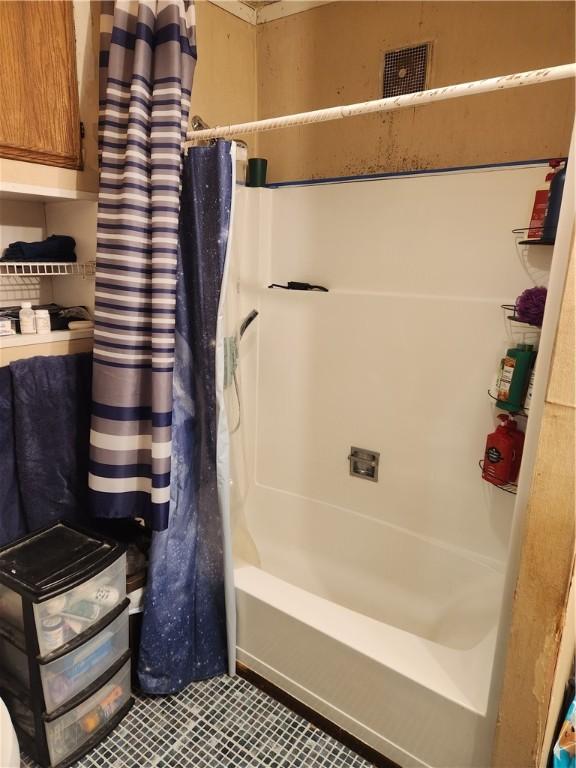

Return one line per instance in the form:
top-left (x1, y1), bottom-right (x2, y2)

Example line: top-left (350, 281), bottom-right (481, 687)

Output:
top-left (493, 230), bottom-right (576, 767)
top-left (0, 144), bottom-right (82, 170)
top-left (208, 0), bottom-right (332, 25)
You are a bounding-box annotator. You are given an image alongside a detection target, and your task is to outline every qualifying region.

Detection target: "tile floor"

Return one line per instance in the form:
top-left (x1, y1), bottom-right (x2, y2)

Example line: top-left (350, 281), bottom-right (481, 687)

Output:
top-left (22, 674), bottom-right (373, 767)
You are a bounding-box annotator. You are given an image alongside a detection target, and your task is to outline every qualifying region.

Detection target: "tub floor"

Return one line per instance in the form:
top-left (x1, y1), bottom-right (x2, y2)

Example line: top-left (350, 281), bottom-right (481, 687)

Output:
top-left (21, 674), bottom-right (373, 768)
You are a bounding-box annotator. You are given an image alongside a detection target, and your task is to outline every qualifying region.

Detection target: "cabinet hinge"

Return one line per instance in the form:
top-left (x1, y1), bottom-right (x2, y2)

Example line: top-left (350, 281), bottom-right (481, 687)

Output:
top-left (80, 121), bottom-right (85, 139)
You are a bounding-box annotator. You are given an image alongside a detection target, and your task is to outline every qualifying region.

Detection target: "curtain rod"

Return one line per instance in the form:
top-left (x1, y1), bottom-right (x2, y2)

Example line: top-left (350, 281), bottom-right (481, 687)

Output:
top-left (183, 63), bottom-right (576, 146)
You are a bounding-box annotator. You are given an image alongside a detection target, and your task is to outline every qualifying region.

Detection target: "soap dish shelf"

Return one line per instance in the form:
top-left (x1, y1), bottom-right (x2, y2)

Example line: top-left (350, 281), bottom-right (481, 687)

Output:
top-left (487, 389), bottom-right (528, 418)
top-left (500, 304), bottom-right (543, 329)
top-left (512, 227), bottom-right (555, 246)
top-left (478, 460), bottom-right (518, 495)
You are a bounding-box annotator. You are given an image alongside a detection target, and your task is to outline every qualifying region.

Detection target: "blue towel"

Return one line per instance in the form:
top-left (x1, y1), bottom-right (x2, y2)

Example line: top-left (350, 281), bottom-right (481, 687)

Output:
top-left (1, 234), bottom-right (76, 262)
top-left (0, 367), bottom-right (27, 547)
top-left (9, 354), bottom-right (92, 531)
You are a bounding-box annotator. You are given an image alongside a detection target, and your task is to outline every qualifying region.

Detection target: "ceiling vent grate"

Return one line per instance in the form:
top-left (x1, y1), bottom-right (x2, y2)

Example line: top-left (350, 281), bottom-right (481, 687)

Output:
top-left (383, 44), bottom-right (430, 98)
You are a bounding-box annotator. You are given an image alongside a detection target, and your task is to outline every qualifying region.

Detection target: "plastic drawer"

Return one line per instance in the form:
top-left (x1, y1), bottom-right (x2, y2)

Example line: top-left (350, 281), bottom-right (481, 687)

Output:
top-left (34, 556), bottom-right (126, 658)
top-left (41, 606), bottom-right (129, 713)
top-left (45, 658), bottom-right (131, 766)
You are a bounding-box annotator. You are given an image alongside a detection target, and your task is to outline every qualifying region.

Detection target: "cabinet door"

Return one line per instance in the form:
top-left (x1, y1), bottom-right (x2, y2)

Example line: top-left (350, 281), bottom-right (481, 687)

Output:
top-left (0, 1), bottom-right (82, 169)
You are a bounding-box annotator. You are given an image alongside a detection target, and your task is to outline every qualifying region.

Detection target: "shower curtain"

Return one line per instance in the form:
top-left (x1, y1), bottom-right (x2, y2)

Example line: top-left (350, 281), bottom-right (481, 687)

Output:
top-left (90, 0), bottom-right (196, 531)
top-left (138, 141), bottom-right (236, 692)
top-left (91, 0), bottom-right (236, 693)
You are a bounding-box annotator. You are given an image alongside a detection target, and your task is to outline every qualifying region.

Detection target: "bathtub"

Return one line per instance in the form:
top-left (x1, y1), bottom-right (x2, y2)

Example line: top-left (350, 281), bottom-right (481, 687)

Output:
top-left (234, 485), bottom-right (504, 768)
top-left (224, 172), bottom-right (533, 767)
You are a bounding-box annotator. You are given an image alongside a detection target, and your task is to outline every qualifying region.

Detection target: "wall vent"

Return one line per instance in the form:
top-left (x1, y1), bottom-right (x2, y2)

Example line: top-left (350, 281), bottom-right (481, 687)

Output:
top-left (383, 44), bottom-right (430, 98)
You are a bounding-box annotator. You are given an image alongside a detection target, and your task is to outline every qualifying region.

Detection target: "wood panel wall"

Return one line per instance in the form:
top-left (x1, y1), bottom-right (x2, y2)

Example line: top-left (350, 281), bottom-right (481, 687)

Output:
top-left (493, 233), bottom-right (576, 767)
top-left (0, 1), bottom-right (82, 169)
top-left (255, 1), bottom-right (575, 183)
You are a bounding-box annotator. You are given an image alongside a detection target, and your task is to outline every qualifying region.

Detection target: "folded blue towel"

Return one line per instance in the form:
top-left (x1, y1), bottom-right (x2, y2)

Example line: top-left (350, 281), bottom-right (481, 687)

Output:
top-left (1, 234), bottom-right (76, 262)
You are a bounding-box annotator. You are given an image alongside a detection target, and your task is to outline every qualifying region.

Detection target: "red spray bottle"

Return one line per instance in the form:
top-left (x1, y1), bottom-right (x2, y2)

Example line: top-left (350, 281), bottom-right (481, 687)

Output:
top-left (482, 414), bottom-right (524, 487)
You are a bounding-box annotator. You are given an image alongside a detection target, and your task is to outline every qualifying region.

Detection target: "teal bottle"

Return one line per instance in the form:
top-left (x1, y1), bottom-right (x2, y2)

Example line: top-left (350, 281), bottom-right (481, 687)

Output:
top-left (496, 344), bottom-right (536, 413)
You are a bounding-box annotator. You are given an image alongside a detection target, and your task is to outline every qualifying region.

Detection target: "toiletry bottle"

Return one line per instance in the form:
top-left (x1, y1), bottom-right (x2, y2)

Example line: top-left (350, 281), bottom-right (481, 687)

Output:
top-left (0, 318), bottom-right (13, 336)
top-left (34, 308), bottom-right (51, 333)
top-left (542, 159), bottom-right (566, 241)
top-left (482, 414), bottom-right (516, 486)
top-left (524, 369), bottom-right (535, 413)
top-left (41, 615), bottom-right (65, 651)
top-left (496, 344), bottom-right (536, 412)
top-left (528, 163), bottom-right (555, 239)
top-left (79, 685), bottom-right (124, 734)
top-left (19, 302), bottom-right (36, 334)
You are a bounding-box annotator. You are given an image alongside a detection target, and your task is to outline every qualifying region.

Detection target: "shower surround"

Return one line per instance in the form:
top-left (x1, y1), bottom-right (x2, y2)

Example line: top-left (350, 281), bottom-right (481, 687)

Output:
top-left (224, 163), bottom-right (554, 767)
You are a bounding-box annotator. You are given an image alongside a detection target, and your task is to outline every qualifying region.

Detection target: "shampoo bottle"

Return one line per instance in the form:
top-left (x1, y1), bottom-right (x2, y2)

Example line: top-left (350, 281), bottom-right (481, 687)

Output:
top-left (496, 344), bottom-right (536, 412)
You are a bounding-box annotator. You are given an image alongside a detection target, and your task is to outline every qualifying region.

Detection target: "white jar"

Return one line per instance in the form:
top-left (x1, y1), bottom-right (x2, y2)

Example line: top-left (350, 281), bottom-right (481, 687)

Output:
top-left (19, 302), bottom-right (36, 334)
top-left (35, 308), bottom-right (51, 334)
top-left (0, 318), bottom-right (13, 336)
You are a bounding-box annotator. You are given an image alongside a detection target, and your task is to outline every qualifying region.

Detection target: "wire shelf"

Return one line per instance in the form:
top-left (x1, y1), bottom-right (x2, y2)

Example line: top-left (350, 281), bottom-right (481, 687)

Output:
top-left (0, 261), bottom-right (96, 277)
top-left (511, 227), bottom-right (555, 246)
top-left (478, 460), bottom-right (518, 495)
top-left (487, 389), bottom-right (528, 417)
top-left (500, 303), bottom-right (543, 329)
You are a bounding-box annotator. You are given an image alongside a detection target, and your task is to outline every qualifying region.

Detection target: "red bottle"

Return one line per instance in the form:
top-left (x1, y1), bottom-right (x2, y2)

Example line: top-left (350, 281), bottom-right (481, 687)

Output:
top-left (483, 414), bottom-right (523, 486)
top-left (527, 160), bottom-right (562, 239)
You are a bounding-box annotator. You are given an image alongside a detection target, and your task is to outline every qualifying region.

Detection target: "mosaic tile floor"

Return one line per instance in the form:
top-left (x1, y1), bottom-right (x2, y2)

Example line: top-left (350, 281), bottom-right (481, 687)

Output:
top-left (22, 674), bottom-right (373, 767)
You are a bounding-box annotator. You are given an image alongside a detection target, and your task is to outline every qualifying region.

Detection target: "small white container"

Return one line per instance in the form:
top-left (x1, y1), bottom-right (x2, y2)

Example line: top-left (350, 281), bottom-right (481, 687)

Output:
top-left (0, 317), bottom-right (13, 335)
top-left (41, 615), bottom-right (66, 652)
top-left (34, 309), bottom-right (51, 334)
top-left (19, 302), bottom-right (36, 334)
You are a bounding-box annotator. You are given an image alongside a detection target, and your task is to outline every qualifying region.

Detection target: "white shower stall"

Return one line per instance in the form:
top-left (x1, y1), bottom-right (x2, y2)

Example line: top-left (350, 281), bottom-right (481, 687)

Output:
top-left (222, 160), bottom-right (568, 767)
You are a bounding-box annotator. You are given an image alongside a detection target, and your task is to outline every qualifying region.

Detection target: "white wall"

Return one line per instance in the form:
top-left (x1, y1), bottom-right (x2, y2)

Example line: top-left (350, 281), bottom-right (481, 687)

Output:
top-left (238, 164), bottom-right (553, 566)
top-left (45, 201), bottom-right (97, 312)
top-left (0, 201), bottom-right (50, 306)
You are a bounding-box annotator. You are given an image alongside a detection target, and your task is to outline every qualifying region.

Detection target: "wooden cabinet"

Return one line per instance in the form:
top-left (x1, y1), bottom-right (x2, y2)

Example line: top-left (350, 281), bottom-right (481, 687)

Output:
top-left (0, 1), bottom-right (82, 169)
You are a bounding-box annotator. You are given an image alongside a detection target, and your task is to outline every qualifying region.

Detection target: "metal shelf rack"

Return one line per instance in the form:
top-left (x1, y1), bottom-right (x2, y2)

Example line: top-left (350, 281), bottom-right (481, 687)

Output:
top-left (0, 262), bottom-right (96, 277)
top-left (478, 460), bottom-right (518, 495)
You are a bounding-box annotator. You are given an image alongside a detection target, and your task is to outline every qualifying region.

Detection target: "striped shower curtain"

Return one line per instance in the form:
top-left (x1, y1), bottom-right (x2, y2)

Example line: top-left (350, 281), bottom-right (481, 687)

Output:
top-left (89, 1), bottom-right (196, 530)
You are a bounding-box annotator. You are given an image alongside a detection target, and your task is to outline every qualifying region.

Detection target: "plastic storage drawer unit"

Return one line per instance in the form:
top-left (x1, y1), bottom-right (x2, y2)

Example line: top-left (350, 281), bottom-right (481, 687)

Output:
top-left (0, 522), bottom-right (133, 767)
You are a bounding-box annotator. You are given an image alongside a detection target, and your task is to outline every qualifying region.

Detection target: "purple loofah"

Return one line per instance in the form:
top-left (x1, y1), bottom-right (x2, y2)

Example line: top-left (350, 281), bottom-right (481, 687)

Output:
top-left (515, 286), bottom-right (547, 327)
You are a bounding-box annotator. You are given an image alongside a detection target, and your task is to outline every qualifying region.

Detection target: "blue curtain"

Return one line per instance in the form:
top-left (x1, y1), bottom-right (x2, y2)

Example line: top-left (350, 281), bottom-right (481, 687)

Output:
top-left (0, 367), bottom-right (26, 547)
top-left (137, 141), bottom-right (234, 693)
